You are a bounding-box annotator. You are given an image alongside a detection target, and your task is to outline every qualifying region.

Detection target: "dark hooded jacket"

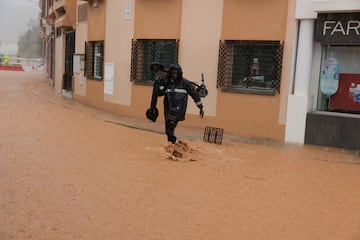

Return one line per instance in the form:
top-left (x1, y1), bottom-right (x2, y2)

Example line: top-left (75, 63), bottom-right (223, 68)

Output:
top-left (158, 63), bottom-right (203, 121)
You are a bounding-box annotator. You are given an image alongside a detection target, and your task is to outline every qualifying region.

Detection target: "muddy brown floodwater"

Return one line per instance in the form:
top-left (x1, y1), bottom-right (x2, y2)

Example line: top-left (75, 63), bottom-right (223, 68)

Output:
top-left (1, 71), bottom-right (360, 240)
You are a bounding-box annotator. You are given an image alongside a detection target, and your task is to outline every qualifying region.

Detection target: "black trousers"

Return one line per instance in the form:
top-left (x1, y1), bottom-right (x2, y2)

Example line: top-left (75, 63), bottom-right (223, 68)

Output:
top-left (165, 119), bottom-right (178, 143)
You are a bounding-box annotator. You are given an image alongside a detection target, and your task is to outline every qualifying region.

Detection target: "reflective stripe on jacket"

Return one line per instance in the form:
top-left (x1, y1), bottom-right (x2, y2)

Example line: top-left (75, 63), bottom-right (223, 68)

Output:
top-left (161, 78), bottom-right (202, 121)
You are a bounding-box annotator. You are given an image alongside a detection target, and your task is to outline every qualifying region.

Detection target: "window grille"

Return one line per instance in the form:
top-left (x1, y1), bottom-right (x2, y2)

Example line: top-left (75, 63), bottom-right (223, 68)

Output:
top-left (217, 40), bottom-right (283, 93)
top-left (85, 41), bottom-right (104, 80)
top-left (130, 39), bottom-right (178, 82)
top-left (78, 3), bottom-right (88, 23)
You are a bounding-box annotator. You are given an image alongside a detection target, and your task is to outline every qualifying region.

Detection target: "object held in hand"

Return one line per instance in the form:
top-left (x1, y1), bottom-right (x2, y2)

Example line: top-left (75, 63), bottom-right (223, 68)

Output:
top-left (199, 108), bottom-right (204, 118)
top-left (196, 73), bottom-right (208, 98)
top-left (146, 107), bottom-right (159, 122)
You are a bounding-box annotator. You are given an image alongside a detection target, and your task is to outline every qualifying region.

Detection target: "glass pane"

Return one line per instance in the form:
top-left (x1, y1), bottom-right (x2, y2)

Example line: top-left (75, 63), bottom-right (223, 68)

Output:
top-left (230, 41), bottom-right (279, 90)
top-left (154, 41), bottom-right (176, 66)
top-left (142, 40), bottom-right (176, 82)
top-left (232, 44), bottom-right (248, 86)
top-left (317, 45), bottom-right (360, 113)
top-left (93, 42), bottom-right (103, 79)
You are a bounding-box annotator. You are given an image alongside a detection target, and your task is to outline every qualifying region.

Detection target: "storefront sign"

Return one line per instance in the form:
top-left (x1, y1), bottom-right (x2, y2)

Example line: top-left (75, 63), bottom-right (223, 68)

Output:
top-left (320, 58), bottom-right (339, 96)
top-left (315, 13), bottom-right (360, 44)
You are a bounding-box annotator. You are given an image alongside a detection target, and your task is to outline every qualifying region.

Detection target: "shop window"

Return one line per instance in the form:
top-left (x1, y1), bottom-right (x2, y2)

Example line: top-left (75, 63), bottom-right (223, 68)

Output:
top-left (317, 45), bottom-right (360, 114)
top-left (130, 39), bottom-right (178, 84)
top-left (217, 40), bottom-right (283, 95)
top-left (85, 41), bottom-right (104, 80)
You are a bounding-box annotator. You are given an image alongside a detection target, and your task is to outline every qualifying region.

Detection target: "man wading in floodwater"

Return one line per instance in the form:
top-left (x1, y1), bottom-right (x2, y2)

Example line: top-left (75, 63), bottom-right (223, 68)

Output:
top-left (146, 63), bottom-right (204, 146)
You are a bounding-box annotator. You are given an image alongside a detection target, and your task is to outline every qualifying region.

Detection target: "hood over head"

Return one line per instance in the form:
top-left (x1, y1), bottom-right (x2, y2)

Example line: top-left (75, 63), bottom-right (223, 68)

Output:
top-left (169, 63), bottom-right (183, 80)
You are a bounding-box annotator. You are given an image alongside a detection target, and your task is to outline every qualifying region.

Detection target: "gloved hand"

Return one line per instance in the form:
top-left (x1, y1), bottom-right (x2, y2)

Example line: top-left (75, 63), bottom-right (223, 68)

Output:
top-left (146, 107), bottom-right (159, 122)
top-left (199, 108), bottom-right (204, 118)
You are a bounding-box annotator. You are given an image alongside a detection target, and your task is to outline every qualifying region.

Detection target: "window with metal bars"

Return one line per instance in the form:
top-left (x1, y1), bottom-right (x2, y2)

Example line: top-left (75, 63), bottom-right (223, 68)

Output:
top-left (130, 39), bottom-right (178, 83)
top-left (217, 40), bottom-right (283, 94)
top-left (85, 41), bottom-right (104, 80)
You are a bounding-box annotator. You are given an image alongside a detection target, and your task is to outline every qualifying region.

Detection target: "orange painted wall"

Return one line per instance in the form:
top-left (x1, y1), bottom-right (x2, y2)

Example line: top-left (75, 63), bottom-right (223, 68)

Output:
top-left (216, 92), bottom-right (284, 140)
top-left (88, 2), bottom-right (106, 41)
top-left (134, 0), bottom-right (182, 39)
top-left (222, 0), bottom-right (288, 41)
top-left (65, 0), bottom-right (77, 29)
top-left (178, 91), bottom-right (285, 141)
top-left (213, 0), bottom-right (289, 140)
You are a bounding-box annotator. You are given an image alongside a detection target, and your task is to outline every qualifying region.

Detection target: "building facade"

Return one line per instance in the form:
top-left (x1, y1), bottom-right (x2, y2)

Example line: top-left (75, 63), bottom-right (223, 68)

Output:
top-left (39, 0), bottom-right (78, 96)
top-left (40, 0), bottom-right (360, 150)
top-left (40, 0), bottom-right (55, 84)
top-left (286, 0), bottom-right (360, 150)
top-left (71, 0), bottom-right (296, 142)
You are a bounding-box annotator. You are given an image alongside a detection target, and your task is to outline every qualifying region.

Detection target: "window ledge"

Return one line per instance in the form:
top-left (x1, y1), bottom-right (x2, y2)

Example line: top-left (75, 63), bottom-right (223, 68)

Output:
top-left (134, 81), bottom-right (154, 86)
top-left (87, 77), bottom-right (102, 81)
top-left (222, 87), bottom-right (276, 96)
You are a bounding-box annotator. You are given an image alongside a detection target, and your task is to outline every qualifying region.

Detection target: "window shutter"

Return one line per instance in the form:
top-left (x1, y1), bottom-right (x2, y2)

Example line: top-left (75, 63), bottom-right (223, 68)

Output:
top-left (217, 40), bottom-right (227, 88)
top-left (273, 42), bottom-right (284, 93)
top-left (99, 42), bottom-right (104, 78)
top-left (85, 41), bottom-right (93, 79)
top-left (130, 39), bottom-right (139, 81)
top-left (173, 40), bottom-right (179, 63)
top-left (84, 41), bottom-right (87, 77)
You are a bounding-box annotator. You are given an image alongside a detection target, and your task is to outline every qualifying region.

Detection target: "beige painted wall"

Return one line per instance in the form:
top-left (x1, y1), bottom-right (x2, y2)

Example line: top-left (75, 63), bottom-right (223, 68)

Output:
top-left (73, 18), bottom-right (88, 97)
top-left (279, 0), bottom-right (297, 125)
top-left (104, 0), bottom-right (134, 105)
top-left (178, 0), bottom-right (223, 117)
top-left (54, 34), bottom-right (65, 95)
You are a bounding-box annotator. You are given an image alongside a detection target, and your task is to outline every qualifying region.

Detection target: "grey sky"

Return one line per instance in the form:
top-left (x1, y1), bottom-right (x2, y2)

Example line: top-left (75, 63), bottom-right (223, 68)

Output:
top-left (0, 0), bottom-right (40, 44)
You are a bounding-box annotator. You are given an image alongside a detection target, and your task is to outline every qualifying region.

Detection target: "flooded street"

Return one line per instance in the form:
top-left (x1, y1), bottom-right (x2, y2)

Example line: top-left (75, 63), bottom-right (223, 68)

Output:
top-left (1, 71), bottom-right (360, 240)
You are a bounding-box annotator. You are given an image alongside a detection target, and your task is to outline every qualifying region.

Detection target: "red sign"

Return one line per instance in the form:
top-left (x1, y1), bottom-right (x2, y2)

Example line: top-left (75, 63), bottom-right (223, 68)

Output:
top-left (330, 73), bottom-right (360, 112)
